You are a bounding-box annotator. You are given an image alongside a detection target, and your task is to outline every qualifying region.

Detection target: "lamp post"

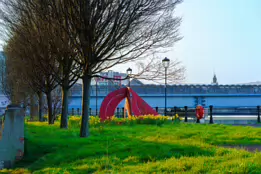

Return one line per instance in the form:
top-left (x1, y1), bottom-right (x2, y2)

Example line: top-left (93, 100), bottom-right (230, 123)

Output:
top-left (126, 67), bottom-right (133, 117)
top-left (95, 77), bottom-right (98, 116)
top-left (162, 57), bottom-right (170, 116)
top-left (126, 67), bottom-right (132, 87)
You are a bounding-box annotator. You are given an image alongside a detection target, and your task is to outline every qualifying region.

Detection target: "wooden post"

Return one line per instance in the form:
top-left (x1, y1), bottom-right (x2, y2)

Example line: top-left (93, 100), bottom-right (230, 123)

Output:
top-left (117, 108), bottom-right (120, 118)
top-left (257, 106), bottom-right (260, 123)
top-left (174, 106), bottom-right (177, 116)
top-left (122, 107), bottom-right (124, 118)
top-left (77, 108), bottom-right (80, 116)
top-left (72, 108), bottom-right (74, 116)
top-left (184, 106), bottom-right (188, 122)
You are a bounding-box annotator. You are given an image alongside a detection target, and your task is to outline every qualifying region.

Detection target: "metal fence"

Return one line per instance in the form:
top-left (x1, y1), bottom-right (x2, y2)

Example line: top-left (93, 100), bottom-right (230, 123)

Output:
top-left (65, 105), bottom-right (261, 124)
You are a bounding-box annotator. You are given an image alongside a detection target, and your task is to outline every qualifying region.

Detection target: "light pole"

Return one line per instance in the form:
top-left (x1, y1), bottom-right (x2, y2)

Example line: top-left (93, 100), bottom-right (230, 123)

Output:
top-left (162, 57), bottom-right (170, 116)
top-left (126, 67), bottom-right (132, 87)
top-left (95, 77), bottom-right (98, 116)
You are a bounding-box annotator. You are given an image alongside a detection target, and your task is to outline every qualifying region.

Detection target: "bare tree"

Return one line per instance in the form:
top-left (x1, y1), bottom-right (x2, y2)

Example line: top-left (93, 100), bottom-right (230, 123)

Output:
top-left (43, 87), bottom-right (63, 121)
top-left (134, 56), bottom-right (186, 84)
top-left (0, 2), bottom-right (60, 124)
top-left (47, 23), bottom-right (82, 128)
top-left (0, 0), bottom-right (184, 137)
top-left (0, 48), bottom-right (37, 117)
top-left (0, 57), bottom-right (12, 101)
top-left (2, 43), bottom-right (31, 105)
top-left (48, 0), bottom-right (183, 137)
top-left (0, 0), bottom-right (82, 127)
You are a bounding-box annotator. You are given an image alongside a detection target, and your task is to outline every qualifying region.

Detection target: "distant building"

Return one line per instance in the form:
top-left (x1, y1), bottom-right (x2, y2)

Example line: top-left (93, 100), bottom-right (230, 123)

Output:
top-left (91, 70), bottom-right (129, 86)
top-left (211, 74), bottom-right (218, 85)
top-left (130, 78), bottom-right (143, 85)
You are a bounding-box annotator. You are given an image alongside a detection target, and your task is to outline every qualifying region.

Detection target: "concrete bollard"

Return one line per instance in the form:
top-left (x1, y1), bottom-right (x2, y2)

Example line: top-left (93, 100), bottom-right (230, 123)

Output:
top-left (0, 105), bottom-right (24, 170)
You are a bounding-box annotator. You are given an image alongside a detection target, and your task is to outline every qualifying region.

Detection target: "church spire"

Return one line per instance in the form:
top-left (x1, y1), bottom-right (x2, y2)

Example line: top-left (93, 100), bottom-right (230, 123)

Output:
top-left (212, 73), bottom-right (218, 85)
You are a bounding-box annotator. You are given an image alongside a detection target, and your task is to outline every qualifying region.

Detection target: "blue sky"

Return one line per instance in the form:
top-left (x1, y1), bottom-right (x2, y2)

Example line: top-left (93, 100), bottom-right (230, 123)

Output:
top-left (167, 0), bottom-right (261, 84)
top-left (2, 1), bottom-right (261, 85)
top-left (115, 0), bottom-right (261, 84)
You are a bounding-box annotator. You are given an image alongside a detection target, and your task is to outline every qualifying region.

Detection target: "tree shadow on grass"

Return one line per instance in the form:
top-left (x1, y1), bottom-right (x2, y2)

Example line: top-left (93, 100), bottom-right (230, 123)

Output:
top-left (62, 139), bottom-right (216, 174)
top-left (16, 131), bottom-right (216, 173)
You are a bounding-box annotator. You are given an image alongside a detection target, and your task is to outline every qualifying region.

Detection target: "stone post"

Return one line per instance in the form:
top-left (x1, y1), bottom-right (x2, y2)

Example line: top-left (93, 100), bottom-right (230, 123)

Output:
top-left (0, 105), bottom-right (24, 170)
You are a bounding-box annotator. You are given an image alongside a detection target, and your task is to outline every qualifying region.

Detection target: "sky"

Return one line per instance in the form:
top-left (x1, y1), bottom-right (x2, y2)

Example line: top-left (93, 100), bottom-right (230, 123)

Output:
top-left (2, 0), bottom-right (261, 85)
top-left (114, 0), bottom-right (261, 84)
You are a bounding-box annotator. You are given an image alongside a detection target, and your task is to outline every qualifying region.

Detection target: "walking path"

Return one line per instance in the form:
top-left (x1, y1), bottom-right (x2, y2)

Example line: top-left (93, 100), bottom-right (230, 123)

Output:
top-left (232, 124), bottom-right (261, 128)
top-left (219, 124), bottom-right (261, 152)
top-left (221, 145), bottom-right (261, 152)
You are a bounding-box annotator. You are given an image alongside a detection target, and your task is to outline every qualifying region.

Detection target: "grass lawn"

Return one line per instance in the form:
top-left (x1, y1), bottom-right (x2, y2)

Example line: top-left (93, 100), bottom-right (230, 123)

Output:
top-left (1, 122), bottom-right (261, 173)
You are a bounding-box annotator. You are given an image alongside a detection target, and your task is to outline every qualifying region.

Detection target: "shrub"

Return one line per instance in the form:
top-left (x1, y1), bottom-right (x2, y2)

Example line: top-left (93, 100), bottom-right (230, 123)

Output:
top-left (43, 115), bottom-right (48, 121)
top-left (68, 115), bottom-right (101, 129)
top-left (89, 116), bottom-right (101, 126)
top-left (69, 116), bottom-right (81, 129)
top-left (43, 114), bottom-right (61, 122)
top-left (172, 114), bottom-right (182, 123)
top-left (56, 114), bottom-right (61, 121)
top-left (104, 116), bottom-right (126, 125)
top-left (135, 115), bottom-right (170, 126)
top-left (104, 115), bottom-right (173, 126)
top-left (52, 114), bottom-right (179, 128)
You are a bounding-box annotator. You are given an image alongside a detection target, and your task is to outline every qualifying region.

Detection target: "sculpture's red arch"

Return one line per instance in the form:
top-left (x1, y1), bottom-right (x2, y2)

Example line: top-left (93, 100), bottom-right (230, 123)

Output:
top-left (129, 88), bottom-right (158, 116)
top-left (99, 88), bottom-right (128, 121)
top-left (100, 87), bottom-right (158, 121)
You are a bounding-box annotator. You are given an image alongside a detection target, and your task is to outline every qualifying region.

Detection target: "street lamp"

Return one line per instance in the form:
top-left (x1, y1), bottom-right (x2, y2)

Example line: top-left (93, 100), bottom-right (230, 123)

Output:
top-left (95, 77), bottom-right (98, 116)
top-left (162, 57), bottom-right (170, 116)
top-left (126, 67), bottom-right (132, 87)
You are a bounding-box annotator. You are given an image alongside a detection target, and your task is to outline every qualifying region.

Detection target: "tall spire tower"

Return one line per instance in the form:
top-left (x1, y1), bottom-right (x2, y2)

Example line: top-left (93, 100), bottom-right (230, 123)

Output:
top-left (212, 73), bottom-right (218, 85)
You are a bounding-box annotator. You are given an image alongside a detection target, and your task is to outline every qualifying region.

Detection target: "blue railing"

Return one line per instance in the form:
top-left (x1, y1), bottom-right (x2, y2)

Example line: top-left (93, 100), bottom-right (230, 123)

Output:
top-left (70, 85), bottom-right (261, 96)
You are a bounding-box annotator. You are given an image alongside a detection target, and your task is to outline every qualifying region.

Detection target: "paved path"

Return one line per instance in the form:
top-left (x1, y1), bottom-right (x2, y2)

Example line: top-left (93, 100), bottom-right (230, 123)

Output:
top-left (221, 145), bottom-right (261, 152)
top-left (220, 124), bottom-right (261, 152)
top-left (231, 124), bottom-right (261, 128)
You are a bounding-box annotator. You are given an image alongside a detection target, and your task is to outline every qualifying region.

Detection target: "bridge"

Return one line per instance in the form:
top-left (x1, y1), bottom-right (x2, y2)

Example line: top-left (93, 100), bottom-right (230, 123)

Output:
top-left (68, 84), bottom-right (261, 111)
top-left (0, 83), bottom-right (261, 116)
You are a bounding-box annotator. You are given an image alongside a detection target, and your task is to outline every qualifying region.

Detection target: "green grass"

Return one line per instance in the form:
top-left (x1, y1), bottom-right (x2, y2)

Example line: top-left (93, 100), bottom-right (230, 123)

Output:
top-left (1, 122), bottom-right (261, 173)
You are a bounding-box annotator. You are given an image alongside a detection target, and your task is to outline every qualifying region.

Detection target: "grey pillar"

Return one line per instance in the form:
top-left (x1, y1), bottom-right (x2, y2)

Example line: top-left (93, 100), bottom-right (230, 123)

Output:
top-left (0, 105), bottom-right (24, 170)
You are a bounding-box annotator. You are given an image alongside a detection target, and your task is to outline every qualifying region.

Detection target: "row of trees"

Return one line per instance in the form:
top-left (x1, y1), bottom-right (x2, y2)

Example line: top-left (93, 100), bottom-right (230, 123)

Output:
top-left (0, 0), bottom-right (185, 137)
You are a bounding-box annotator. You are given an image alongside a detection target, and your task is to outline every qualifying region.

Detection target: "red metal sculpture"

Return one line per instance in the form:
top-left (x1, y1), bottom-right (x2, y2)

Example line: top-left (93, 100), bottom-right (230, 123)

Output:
top-left (99, 87), bottom-right (158, 121)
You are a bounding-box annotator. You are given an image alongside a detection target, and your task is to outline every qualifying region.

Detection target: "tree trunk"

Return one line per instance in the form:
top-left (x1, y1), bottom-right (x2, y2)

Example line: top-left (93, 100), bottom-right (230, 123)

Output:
top-left (22, 97), bottom-right (27, 115)
top-left (80, 74), bottom-right (92, 137)
top-left (37, 92), bottom-right (44, 122)
top-left (60, 87), bottom-right (69, 128)
top-left (47, 91), bottom-right (54, 124)
top-left (30, 94), bottom-right (38, 120)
